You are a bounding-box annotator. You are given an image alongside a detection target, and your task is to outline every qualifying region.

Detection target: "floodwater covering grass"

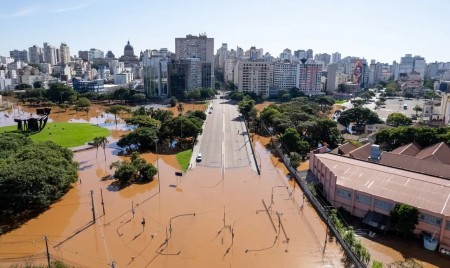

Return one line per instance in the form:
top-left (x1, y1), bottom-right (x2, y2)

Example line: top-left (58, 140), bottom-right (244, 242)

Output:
top-left (0, 122), bottom-right (110, 148)
top-left (176, 149), bottom-right (192, 172)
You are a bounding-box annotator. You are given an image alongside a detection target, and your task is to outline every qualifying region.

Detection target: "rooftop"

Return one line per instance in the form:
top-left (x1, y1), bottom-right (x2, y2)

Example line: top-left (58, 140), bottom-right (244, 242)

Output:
top-left (316, 153), bottom-right (450, 216)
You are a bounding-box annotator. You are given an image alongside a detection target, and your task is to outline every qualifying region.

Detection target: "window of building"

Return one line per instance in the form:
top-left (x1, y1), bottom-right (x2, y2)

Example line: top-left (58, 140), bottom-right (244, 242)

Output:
top-left (374, 199), bottom-right (394, 211)
top-left (420, 213), bottom-right (442, 227)
top-left (336, 188), bottom-right (352, 199)
top-left (356, 194), bottom-right (371, 205)
top-left (447, 221), bottom-right (450, 231)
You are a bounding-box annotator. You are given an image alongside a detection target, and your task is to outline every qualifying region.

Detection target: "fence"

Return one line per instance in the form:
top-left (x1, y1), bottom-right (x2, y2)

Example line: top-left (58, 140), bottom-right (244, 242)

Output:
top-left (261, 121), bottom-right (364, 268)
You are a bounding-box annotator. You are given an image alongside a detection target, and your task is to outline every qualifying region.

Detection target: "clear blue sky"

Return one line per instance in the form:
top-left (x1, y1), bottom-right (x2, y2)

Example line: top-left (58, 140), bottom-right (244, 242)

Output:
top-left (1, 0), bottom-right (449, 63)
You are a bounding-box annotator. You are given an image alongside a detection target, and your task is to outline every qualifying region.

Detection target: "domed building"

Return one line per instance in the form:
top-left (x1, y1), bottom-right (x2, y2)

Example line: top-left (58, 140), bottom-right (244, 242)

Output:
top-left (119, 40), bottom-right (139, 65)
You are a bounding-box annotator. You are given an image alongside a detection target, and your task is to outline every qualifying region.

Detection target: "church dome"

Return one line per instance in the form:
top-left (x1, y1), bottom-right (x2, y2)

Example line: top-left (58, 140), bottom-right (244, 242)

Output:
top-left (124, 40), bottom-right (133, 51)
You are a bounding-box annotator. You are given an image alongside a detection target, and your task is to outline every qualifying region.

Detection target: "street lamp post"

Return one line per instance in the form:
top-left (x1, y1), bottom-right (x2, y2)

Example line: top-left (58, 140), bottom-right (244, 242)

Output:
top-left (155, 139), bottom-right (160, 193)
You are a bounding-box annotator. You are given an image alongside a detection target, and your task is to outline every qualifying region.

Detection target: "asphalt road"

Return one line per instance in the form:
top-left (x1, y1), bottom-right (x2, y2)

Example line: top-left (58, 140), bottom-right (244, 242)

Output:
top-left (196, 97), bottom-right (252, 169)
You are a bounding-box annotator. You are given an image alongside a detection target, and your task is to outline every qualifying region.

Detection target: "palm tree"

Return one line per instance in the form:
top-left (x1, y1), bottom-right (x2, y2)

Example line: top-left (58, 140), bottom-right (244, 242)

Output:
top-left (93, 137), bottom-right (101, 159)
top-left (105, 105), bottom-right (131, 126)
top-left (98, 136), bottom-right (109, 161)
top-left (93, 136), bottom-right (109, 160)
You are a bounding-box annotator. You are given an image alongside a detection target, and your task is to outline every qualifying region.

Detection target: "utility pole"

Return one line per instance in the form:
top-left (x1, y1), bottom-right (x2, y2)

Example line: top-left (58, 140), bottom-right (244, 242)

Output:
top-left (90, 190), bottom-right (96, 223)
top-left (44, 235), bottom-right (51, 267)
top-left (100, 188), bottom-right (105, 216)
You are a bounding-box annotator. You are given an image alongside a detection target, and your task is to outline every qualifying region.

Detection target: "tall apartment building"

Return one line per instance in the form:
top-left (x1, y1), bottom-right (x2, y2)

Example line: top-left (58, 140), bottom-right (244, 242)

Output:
top-left (224, 58), bottom-right (237, 82)
top-left (398, 54), bottom-right (426, 80)
top-left (298, 60), bottom-right (322, 94)
top-left (43, 42), bottom-right (58, 65)
top-left (59, 43), bottom-right (71, 64)
top-left (29, 45), bottom-right (43, 64)
top-left (279, 49), bottom-right (292, 61)
top-left (9, 50), bottom-right (28, 63)
top-left (326, 63), bottom-right (338, 94)
top-left (216, 43), bottom-right (228, 72)
top-left (331, 52), bottom-right (341, 64)
top-left (175, 34), bottom-right (214, 88)
top-left (88, 49), bottom-right (104, 60)
top-left (245, 47), bottom-right (263, 60)
top-left (273, 60), bottom-right (299, 89)
top-left (142, 49), bottom-right (169, 98)
top-left (306, 49), bottom-right (313, 60)
top-left (314, 53), bottom-right (331, 65)
top-left (236, 61), bottom-right (273, 96)
top-left (294, 50), bottom-right (306, 60)
top-left (78, 51), bottom-right (89, 61)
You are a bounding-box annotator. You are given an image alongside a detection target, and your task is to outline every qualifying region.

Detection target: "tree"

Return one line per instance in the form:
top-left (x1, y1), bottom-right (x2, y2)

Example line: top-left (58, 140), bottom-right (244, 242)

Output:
top-left (177, 102), bottom-right (184, 114)
top-left (151, 109), bottom-right (174, 123)
top-left (125, 115), bottom-right (160, 128)
top-left (351, 99), bottom-right (365, 108)
top-left (33, 81), bottom-right (43, 89)
top-left (413, 105), bottom-right (422, 116)
top-left (237, 96), bottom-right (255, 118)
top-left (390, 203), bottom-right (419, 238)
top-left (93, 136), bottom-right (109, 160)
top-left (386, 113), bottom-right (412, 127)
top-left (47, 83), bottom-right (77, 103)
top-left (131, 93), bottom-right (146, 104)
top-left (279, 128), bottom-right (302, 152)
top-left (289, 152), bottom-right (301, 170)
top-left (0, 136), bottom-right (78, 213)
top-left (186, 110), bottom-right (207, 121)
top-left (105, 105), bottom-right (131, 126)
top-left (170, 96), bottom-right (178, 107)
top-left (15, 83), bottom-right (32, 90)
top-left (75, 97), bottom-right (91, 113)
top-left (110, 152), bottom-right (157, 184)
top-left (112, 87), bottom-right (130, 102)
top-left (117, 127), bottom-right (158, 151)
top-left (337, 107), bottom-right (383, 127)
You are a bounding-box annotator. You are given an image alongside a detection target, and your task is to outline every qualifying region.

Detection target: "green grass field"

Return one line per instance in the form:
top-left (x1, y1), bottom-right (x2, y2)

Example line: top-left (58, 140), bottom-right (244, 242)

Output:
top-left (0, 122), bottom-right (110, 148)
top-left (176, 149), bottom-right (192, 172)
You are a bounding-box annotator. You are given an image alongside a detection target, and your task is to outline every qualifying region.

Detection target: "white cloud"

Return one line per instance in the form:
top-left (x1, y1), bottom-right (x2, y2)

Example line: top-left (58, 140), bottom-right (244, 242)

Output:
top-left (51, 4), bottom-right (91, 14)
top-left (0, 7), bottom-right (36, 18)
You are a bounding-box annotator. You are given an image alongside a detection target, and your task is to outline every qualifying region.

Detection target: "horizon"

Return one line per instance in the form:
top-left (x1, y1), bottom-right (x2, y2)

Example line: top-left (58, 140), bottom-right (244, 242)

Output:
top-left (1, 0), bottom-right (450, 63)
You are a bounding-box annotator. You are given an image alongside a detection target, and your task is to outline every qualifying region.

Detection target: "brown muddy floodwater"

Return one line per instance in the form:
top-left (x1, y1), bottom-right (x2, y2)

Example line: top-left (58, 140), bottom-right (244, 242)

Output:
top-left (0, 137), bottom-right (346, 267)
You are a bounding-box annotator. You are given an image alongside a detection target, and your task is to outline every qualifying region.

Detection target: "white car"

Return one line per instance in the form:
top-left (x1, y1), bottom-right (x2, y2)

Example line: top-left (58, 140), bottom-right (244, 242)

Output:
top-left (196, 153), bottom-right (202, 162)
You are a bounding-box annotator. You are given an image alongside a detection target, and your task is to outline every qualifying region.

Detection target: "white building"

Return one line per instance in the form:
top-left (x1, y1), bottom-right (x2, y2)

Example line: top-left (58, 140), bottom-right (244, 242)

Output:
top-left (273, 60), bottom-right (299, 89)
top-left (279, 48), bottom-right (293, 61)
top-left (224, 58), bottom-right (237, 82)
top-left (59, 43), bottom-right (71, 64)
top-left (109, 60), bottom-right (125, 75)
top-left (236, 61), bottom-right (273, 96)
top-left (114, 72), bottom-right (133, 85)
top-left (43, 42), bottom-right (58, 65)
top-left (398, 54), bottom-right (426, 80)
top-left (88, 49), bottom-right (104, 60)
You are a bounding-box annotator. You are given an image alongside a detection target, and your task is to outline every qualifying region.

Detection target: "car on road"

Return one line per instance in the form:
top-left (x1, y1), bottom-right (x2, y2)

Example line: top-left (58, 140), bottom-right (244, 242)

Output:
top-left (196, 153), bottom-right (202, 162)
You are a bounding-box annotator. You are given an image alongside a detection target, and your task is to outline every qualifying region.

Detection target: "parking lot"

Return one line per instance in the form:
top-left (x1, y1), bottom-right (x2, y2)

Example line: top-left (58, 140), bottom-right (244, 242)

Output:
top-left (342, 94), bottom-right (428, 121)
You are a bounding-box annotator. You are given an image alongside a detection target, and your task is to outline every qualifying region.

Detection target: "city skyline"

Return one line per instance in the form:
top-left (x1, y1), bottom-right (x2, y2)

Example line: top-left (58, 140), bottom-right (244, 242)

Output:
top-left (1, 0), bottom-right (450, 63)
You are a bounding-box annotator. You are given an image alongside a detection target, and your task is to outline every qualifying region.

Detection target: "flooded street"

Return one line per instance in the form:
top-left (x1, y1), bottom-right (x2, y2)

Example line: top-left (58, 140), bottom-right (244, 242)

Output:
top-left (0, 139), bottom-right (345, 267)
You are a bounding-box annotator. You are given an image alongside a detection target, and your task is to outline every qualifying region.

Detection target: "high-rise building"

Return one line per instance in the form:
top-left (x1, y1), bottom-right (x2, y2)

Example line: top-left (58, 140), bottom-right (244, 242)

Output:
top-left (398, 54), bottom-right (426, 80)
top-left (43, 42), bottom-right (58, 65)
top-left (279, 49), bottom-right (292, 61)
top-left (273, 60), bottom-right (299, 90)
top-left (236, 61), bottom-right (273, 96)
top-left (427, 62), bottom-right (439, 79)
top-left (143, 49), bottom-right (169, 98)
top-left (331, 52), bottom-right (341, 64)
top-left (9, 50), bottom-right (28, 63)
top-left (306, 49), bottom-right (313, 60)
top-left (298, 59), bottom-right (322, 94)
top-left (314, 53), bottom-right (331, 65)
top-left (175, 34), bottom-right (214, 88)
top-left (78, 51), bottom-right (89, 61)
top-left (216, 43), bottom-right (228, 72)
top-left (88, 49), bottom-right (104, 60)
top-left (29, 45), bottom-right (43, 64)
top-left (326, 63), bottom-right (337, 94)
top-left (59, 43), bottom-right (71, 64)
top-left (105, 51), bottom-right (116, 59)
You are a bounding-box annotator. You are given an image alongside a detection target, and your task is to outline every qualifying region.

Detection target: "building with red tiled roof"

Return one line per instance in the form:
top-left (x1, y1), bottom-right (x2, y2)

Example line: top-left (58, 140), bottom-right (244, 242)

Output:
top-left (309, 152), bottom-right (450, 254)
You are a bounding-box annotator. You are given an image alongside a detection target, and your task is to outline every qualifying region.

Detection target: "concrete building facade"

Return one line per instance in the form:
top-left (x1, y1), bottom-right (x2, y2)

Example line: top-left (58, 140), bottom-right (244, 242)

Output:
top-left (298, 60), bottom-right (323, 94)
top-left (236, 61), bottom-right (273, 96)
